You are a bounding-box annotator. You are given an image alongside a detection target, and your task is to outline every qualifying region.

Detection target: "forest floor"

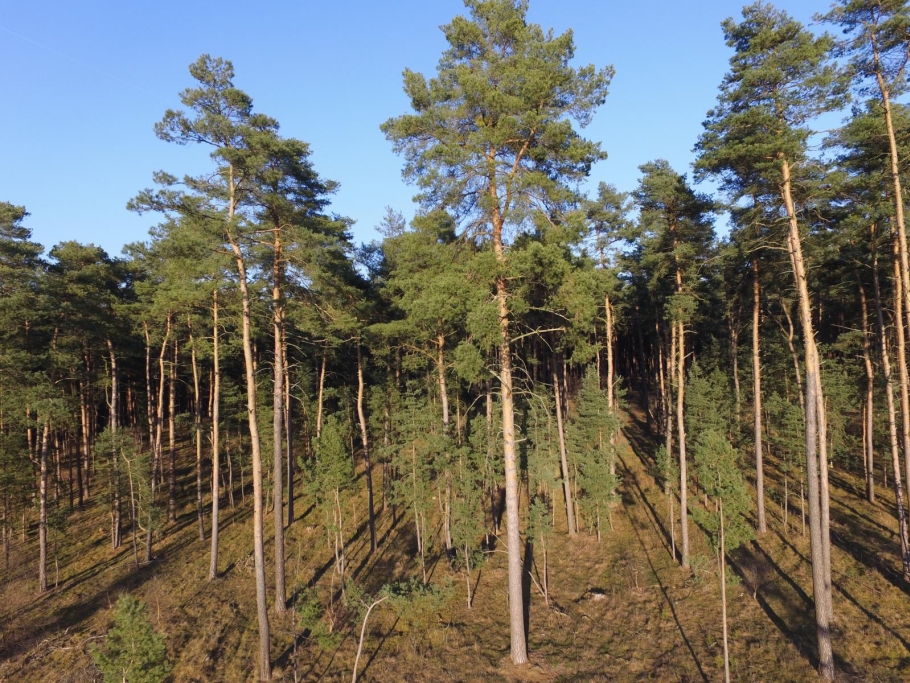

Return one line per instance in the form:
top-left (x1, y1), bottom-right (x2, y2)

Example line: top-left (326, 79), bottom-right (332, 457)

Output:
top-left (2, 406), bottom-right (910, 682)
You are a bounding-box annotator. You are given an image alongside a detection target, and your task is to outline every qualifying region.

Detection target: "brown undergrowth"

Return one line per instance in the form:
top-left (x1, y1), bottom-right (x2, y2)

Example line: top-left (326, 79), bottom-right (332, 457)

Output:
top-left (1, 409), bottom-right (909, 682)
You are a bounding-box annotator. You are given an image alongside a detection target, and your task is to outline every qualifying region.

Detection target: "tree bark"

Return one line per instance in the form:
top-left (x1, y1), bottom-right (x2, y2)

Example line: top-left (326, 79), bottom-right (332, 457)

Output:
top-left (605, 294), bottom-right (615, 410)
top-left (78, 382), bottom-right (89, 507)
top-left (168, 340), bottom-right (177, 524)
top-left (781, 157), bottom-right (834, 679)
top-left (858, 281), bottom-right (876, 504)
top-left (316, 350), bottom-right (327, 439)
top-left (189, 323), bottom-right (205, 541)
top-left (870, 227), bottom-right (910, 578)
top-left (720, 499), bottom-right (731, 683)
top-left (209, 288), bottom-right (222, 581)
top-left (356, 342), bottom-right (377, 554)
top-left (108, 339), bottom-right (121, 549)
top-left (553, 359), bottom-right (576, 536)
top-left (284, 335), bottom-right (294, 527)
top-left (38, 422), bottom-right (49, 593)
top-left (272, 236), bottom-right (287, 614)
top-left (492, 191), bottom-right (527, 664)
top-left (671, 223), bottom-right (690, 568)
top-left (752, 258), bottom-right (766, 533)
top-left (226, 165), bottom-right (270, 680)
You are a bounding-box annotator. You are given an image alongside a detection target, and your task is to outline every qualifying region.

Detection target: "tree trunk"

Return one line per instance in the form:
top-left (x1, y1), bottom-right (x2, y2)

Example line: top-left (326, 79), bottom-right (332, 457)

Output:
top-left (284, 335), bottom-right (294, 527)
top-left (677, 314), bottom-right (689, 569)
top-left (666, 324), bottom-right (675, 497)
top-left (553, 360), bottom-right (576, 537)
top-left (78, 382), bottom-right (89, 507)
top-left (38, 422), bottom-right (49, 593)
top-left (730, 310), bottom-right (741, 421)
top-left (781, 157), bottom-right (834, 680)
top-left (858, 281), bottom-right (876, 504)
top-left (492, 197), bottom-right (527, 664)
top-left (605, 294), bottom-right (615, 410)
top-left (356, 342), bottom-right (377, 554)
top-left (272, 239), bottom-right (287, 614)
top-left (190, 324), bottom-right (205, 542)
top-left (752, 258), bottom-right (766, 533)
top-left (168, 340), bottom-right (178, 524)
top-left (316, 350), bottom-right (327, 439)
top-left (720, 499), bottom-right (731, 683)
top-left (226, 166), bottom-right (270, 681)
top-left (209, 288), bottom-right (222, 581)
top-left (875, 55), bottom-right (910, 496)
top-left (871, 227), bottom-right (910, 578)
top-left (108, 340), bottom-right (121, 549)
top-left (146, 315), bottom-right (171, 563)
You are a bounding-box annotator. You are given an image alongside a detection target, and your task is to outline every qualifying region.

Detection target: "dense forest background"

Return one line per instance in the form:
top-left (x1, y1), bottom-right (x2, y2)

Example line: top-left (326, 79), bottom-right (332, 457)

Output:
top-left (3, 1), bottom-right (910, 681)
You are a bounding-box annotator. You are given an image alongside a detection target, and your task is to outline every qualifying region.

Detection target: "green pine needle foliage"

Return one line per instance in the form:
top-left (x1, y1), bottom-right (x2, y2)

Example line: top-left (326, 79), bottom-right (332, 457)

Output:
top-left (91, 594), bottom-right (171, 683)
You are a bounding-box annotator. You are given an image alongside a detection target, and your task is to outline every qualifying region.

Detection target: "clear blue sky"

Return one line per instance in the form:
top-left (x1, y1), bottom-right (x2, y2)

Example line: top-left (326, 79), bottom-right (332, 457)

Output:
top-left (1, 0), bottom-right (829, 257)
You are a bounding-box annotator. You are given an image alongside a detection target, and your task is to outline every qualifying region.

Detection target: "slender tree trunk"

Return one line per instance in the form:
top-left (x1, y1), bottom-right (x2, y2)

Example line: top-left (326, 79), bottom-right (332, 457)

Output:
top-left (146, 316), bottom-right (171, 563)
top-left (889, 229), bottom-right (910, 537)
top-left (753, 258), bottom-right (766, 533)
top-left (38, 422), bottom-right (49, 593)
top-left (78, 383), bottom-right (88, 507)
top-left (492, 198), bottom-right (527, 664)
top-left (874, 60), bottom-right (910, 498)
top-left (168, 341), bottom-right (177, 524)
top-left (190, 325), bottom-right (205, 542)
top-left (730, 311), bottom-right (741, 421)
top-left (284, 335), bottom-right (294, 527)
top-left (605, 294), bottom-right (615, 410)
top-left (209, 288), bottom-right (222, 580)
top-left (316, 350), bottom-right (327, 439)
top-left (553, 360), bottom-right (576, 536)
top-left (858, 282), bottom-right (876, 504)
top-left (108, 340), bottom-right (121, 549)
top-left (677, 314), bottom-right (689, 569)
top-left (671, 226), bottom-right (690, 569)
top-left (232, 242), bottom-right (271, 678)
top-left (871, 227), bottom-right (910, 578)
top-left (781, 157), bottom-right (834, 680)
top-left (666, 325), bottom-right (675, 497)
top-left (272, 241), bottom-right (287, 614)
top-left (356, 342), bottom-right (377, 554)
top-left (720, 499), bottom-right (731, 683)
top-left (437, 333), bottom-right (453, 553)
top-left (226, 165), bottom-right (270, 681)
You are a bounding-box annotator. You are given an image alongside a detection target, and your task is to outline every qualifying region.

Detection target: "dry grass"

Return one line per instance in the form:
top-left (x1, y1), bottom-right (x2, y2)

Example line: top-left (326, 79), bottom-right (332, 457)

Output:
top-left (1, 411), bottom-right (909, 682)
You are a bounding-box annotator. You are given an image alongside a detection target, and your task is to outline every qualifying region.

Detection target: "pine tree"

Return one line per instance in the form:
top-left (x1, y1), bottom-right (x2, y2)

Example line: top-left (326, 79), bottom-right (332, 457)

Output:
top-left (381, 1), bottom-right (612, 663)
top-left (695, 5), bottom-right (848, 675)
top-left (91, 594), bottom-right (171, 683)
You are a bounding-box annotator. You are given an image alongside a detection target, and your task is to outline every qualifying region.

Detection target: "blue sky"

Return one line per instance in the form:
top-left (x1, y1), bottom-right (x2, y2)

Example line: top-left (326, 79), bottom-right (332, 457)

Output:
top-left (1, 0), bottom-right (829, 257)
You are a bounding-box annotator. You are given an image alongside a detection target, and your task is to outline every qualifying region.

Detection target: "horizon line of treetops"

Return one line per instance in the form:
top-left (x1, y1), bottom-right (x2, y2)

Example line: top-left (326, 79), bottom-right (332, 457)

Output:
top-left (4, 1), bottom-right (910, 680)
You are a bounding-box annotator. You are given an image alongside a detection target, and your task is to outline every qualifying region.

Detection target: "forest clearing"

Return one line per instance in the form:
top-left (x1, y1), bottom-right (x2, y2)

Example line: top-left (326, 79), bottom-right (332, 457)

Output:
top-left (4, 1), bottom-right (910, 681)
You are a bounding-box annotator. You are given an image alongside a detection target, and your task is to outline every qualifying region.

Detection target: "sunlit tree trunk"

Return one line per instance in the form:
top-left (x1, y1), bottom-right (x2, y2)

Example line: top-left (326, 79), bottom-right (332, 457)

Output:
top-left (871, 228), bottom-right (910, 578)
top-left (781, 157), bottom-right (833, 677)
top-left (356, 342), bottom-right (377, 554)
top-left (752, 258), bottom-right (766, 533)
top-left (209, 289), bottom-right (222, 581)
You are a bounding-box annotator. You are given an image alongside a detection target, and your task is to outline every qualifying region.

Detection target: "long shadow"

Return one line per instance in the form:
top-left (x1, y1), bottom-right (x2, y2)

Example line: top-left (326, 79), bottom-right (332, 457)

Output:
top-left (621, 466), bottom-right (708, 683)
top-left (360, 614), bottom-right (401, 681)
top-left (725, 546), bottom-right (815, 665)
top-left (522, 537), bottom-right (533, 643)
top-left (617, 431), bottom-right (676, 562)
top-left (831, 497), bottom-right (894, 536)
top-left (0, 558), bottom-right (159, 662)
top-left (614, 425), bottom-right (708, 683)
